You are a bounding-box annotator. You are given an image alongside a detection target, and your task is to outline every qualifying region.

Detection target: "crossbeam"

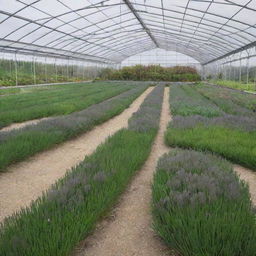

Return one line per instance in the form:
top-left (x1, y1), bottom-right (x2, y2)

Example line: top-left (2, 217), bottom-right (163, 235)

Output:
top-left (123, 0), bottom-right (159, 48)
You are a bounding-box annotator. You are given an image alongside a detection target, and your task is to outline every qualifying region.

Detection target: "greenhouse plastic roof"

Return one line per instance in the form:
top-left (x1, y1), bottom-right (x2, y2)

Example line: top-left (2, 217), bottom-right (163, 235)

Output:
top-left (0, 0), bottom-right (255, 64)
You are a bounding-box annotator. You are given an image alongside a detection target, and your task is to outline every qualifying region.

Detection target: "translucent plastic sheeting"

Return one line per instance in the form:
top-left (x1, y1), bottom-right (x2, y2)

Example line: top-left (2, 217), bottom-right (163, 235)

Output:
top-left (0, 0), bottom-right (255, 64)
top-left (121, 48), bottom-right (201, 69)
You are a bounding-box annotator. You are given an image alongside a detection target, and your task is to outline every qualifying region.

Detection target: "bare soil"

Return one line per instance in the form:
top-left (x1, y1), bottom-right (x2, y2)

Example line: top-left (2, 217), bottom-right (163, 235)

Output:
top-left (0, 87), bottom-right (153, 222)
top-left (1, 117), bottom-right (50, 132)
top-left (234, 165), bottom-right (256, 205)
top-left (74, 88), bottom-right (173, 256)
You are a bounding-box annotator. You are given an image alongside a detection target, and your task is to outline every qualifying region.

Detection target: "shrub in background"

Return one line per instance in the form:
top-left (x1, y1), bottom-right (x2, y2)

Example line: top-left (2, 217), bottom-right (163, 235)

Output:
top-left (99, 65), bottom-right (201, 82)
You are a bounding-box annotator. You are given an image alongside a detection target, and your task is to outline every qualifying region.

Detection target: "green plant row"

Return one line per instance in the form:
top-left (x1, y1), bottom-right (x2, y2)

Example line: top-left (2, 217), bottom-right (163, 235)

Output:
top-left (152, 149), bottom-right (256, 256)
top-left (170, 84), bottom-right (223, 117)
top-left (0, 84), bottom-right (148, 171)
top-left (165, 83), bottom-right (256, 170)
top-left (0, 81), bottom-right (133, 128)
top-left (210, 80), bottom-right (256, 92)
top-left (165, 126), bottom-right (256, 170)
top-left (99, 64), bottom-right (201, 82)
top-left (0, 85), bottom-right (164, 256)
top-left (195, 83), bottom-right (256, 116)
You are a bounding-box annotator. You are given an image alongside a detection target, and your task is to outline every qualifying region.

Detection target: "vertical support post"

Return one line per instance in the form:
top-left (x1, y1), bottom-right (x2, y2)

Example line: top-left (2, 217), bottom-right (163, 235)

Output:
top-left (45, 57), bottom-right (47, 83)
top-left (33, 56), bottom-right (36, 85)
top-left (239, 58), bottom-right (242, 83)
top-left (15, 53), bottom-right (18, 86)
top-left (246, 55), bottom-right (249, 85)
top-left (55, 58), bottom-right (58, 82)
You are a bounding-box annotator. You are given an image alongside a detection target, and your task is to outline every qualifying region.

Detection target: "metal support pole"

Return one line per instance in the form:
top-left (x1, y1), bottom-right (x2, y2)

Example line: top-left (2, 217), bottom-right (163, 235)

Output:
top-left (33, 56), bottom-right (36, 85)
top-left (45, 57), bottom-right (47, 83)
top-left (246, 56), bottom-right (249, 85)
top-left (14, 53), bottom-right (18, 86)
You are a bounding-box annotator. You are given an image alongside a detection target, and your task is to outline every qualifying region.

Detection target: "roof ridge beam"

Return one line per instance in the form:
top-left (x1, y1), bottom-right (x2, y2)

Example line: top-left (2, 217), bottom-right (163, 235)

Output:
top-left (123, 0), bottom-right (159, 48)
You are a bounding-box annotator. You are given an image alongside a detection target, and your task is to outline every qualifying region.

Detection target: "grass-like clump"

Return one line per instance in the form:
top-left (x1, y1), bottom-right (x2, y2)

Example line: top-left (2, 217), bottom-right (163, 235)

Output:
top-left (170, 84), bottom-right (223, 117)
top-left (0, 81), bottom-right (133, 128)
top-left (166, 83), bottom-right (256, 169)
top-left (210, 80), bottom-right (256, 92)
top-left (152, 149), bottom-right (256, 256)
top-left (195, 83), bottom-right (256, 115)
top-left (0, 84), bottom-right (148, 171)
top-left (0, 85), bottom-right (164, 256)
top-left (165, 124), bottom-right (256, 170)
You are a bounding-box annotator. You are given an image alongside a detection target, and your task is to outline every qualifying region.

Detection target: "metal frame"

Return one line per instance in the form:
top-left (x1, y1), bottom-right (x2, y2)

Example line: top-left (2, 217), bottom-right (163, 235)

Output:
top-left (0, 0), bottom-right (255, 65)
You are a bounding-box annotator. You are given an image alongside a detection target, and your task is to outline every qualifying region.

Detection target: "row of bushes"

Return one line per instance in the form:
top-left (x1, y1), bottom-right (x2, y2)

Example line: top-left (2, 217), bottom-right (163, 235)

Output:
top-left (152, 149), bottom-right (256, 255)
top-left (210, 80), bottom-right (256, 92)
top-left (196, 83), bottom-right (256, 116)
top-left (0, 82), bottom-right (132, 128)
top-left (165, 83), bottom-right (256, 169)
top-left (99, 65), bottom-right (201, 82)
top-left (0, 84), bottom-right (148, 171)
top-left (0, 85), bottom-right (164, 256)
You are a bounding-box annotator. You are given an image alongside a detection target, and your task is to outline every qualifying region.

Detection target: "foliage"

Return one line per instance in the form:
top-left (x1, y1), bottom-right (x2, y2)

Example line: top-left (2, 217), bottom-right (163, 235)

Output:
top-left (0, 85), bottom-right (164, 256)
top-left (195, 83), bottom-right (256, 116)
top-left (99, 65), bottom-right (201, 82)
top-left (165, 83), bottom-right (256, 170)
top-left (128, 85), bottom-right (164, 131)
top-left (210, 80), bottom-right (256, 92)
top-left (0, 84), bottom-right (148, 171)
top-left (170, 84), bottom-right (223, 117)
top-left (0, 59), bottom-right (98, 86)
top-left (165, 126), bottom-right (256, 170)
top-left (152, 149), bottom-right (256, 256)
top-left (0, 82), bottom-right (132, 128)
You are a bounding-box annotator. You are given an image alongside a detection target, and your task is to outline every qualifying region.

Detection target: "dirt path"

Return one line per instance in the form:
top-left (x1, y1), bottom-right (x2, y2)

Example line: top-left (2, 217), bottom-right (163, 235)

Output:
top-left (74, 87), bottom-right (172, 256)
top-left (0, 87), bottom-right (153, 222)
top-left (1, 117), bottom-right (50, 132)
top-left (234, 165), bottom-right (256, 205)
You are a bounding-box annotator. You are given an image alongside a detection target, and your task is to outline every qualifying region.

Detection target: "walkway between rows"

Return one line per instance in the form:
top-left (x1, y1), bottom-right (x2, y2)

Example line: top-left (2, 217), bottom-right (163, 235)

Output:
top-left (75, 87), bottom-right (172, 256)
top-left (0, 87), bottom-right (154, 222)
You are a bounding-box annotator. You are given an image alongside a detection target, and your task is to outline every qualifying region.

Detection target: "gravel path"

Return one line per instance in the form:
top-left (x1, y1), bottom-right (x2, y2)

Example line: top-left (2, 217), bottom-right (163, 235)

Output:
top-left (74, 87), bottom-right (173, 256)
top-left (234, 165), bottom-right (256, 205)
top-left (1, 117), bottom-right (50, 132)
top-left (0, 87), bottom-right (153, 222)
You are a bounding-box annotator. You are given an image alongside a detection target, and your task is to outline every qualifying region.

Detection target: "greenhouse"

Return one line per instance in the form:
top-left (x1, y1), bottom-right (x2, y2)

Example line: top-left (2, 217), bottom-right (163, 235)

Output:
top-left (0, 1), bottom-right (256, 256)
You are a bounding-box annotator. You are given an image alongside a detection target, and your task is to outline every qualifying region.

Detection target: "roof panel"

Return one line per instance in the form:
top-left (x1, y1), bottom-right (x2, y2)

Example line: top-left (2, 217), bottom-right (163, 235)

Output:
top-left (0, 0), bottom-right (255, 64)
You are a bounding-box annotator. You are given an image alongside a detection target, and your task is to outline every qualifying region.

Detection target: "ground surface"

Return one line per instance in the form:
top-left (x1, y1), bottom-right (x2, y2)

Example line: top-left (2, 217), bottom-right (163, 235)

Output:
top-left (1, 84), bottom-right (256, 256)
top-left (74, 88), bottom-right (173, 256)
top-left (0, 87), bottom-right (153, 222)
top-left (234, 165), bottom-right (256, 205)
top-left (1, 117), bottom-right (50, 132)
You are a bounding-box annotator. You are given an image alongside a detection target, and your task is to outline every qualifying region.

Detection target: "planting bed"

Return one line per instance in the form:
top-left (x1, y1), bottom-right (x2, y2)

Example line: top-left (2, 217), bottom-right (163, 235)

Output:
top-left (0, 87), bottom-right (153, 222)
top-left (0, 81), bottom-right (133, 128)
top-left (0, 85), bottom-right (164, 256)
top-left (166, 83), bottom-right (256, 170)
top-left (152, 149), bottom-right (256, 256)
top-left (0, 84), bottom-right (147, 171)
top-left (76, 87), bottom-right (171, 256)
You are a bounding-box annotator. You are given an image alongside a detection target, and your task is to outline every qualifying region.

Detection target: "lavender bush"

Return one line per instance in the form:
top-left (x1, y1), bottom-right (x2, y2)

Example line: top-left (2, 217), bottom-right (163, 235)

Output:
top-left (0, 84), bottom-right (148, 171)
top-left (195, 84), bottom-right (256, 117)
top-left (128, 85), bottom-right (164, 132)
top-left (170, 114), bottom-right (256, 132)
top-left (152, 149), bottom-right (256, 255)
top-left (170, 84), bottom-right (223, 117)
top-left (0, 85), bottom-right (163, 256)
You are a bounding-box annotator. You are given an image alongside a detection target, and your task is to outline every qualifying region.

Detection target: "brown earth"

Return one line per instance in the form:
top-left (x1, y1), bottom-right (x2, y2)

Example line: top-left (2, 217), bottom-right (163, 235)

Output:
top-left (0, 87), bottom-right (153, 222)
top-left (74, 87), bottom-right (173, 256)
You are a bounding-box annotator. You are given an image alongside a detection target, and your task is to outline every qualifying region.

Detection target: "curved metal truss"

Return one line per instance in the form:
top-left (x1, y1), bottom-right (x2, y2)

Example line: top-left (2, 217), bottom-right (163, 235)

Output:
top-left (0, 0), bottom-right (255, 65)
